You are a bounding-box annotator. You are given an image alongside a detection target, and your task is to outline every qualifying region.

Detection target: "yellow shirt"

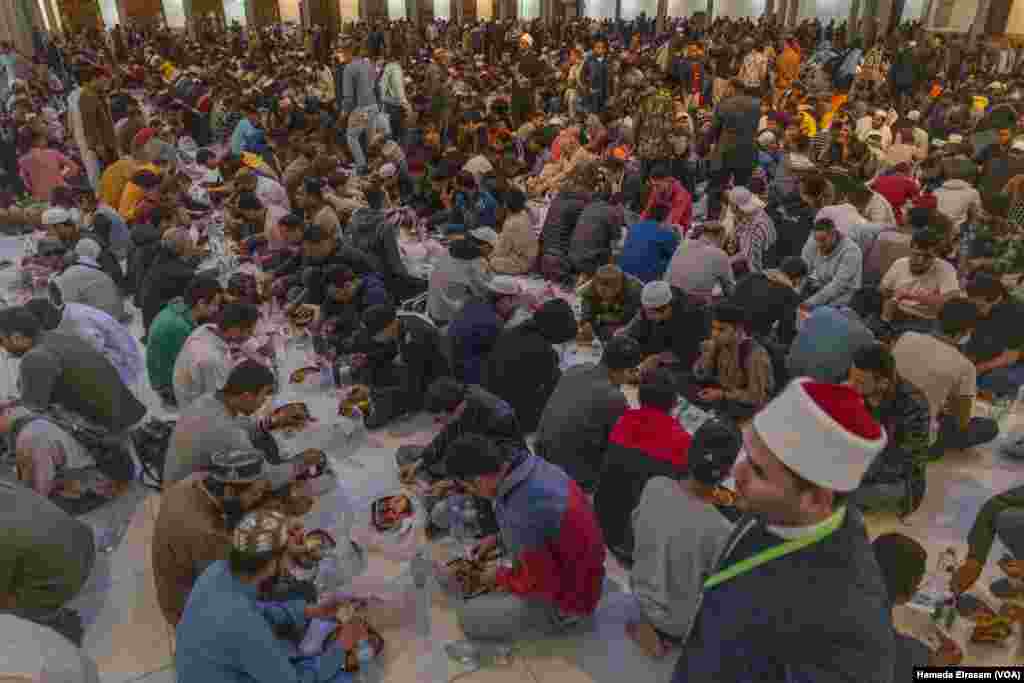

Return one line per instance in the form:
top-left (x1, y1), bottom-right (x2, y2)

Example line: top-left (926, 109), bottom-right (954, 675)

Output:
top-left (98, 158), bottom-right (138, 208)
top-left (119, 162), bottom-right (160, 221)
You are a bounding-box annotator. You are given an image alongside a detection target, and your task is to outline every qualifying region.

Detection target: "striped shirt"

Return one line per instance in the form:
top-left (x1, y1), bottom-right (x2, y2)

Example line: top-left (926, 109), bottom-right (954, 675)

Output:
top-left (735, 211), bottom-right (778, 273)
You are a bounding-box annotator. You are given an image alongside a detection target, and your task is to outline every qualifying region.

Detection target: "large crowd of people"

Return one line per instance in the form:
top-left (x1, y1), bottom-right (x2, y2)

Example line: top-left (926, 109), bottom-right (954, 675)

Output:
top-left (4, 10), bottom-right (1024, 681)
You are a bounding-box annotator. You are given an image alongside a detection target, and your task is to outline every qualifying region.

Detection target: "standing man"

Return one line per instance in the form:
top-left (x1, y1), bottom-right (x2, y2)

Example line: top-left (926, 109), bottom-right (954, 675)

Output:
top-left (581, 36), bottom-right (612, 116)
top-left (707, 78), bottom-right (761, 220)
top-left (342, 43), bottom-right (385, 175)
top-left (74, 65), bottom-right (116, 190)
top-left (671, 378), bottom-right (895, 682)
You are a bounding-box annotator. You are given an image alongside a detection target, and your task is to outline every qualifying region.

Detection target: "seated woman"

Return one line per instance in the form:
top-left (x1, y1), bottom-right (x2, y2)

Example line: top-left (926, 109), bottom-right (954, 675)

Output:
top-left (578, 264), bottom-right (644, 342)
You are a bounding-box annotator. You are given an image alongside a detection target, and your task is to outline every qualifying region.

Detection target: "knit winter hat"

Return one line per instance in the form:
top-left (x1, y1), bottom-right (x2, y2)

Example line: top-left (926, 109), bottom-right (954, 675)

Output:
top-left (74, 238), bottom-right (102, 263)
top-left (532, 298), bottom-right (577, 344)
top-left (752, 379), bottom-right (887, 492)
top-left (231, 509), bottom-right (289, 555)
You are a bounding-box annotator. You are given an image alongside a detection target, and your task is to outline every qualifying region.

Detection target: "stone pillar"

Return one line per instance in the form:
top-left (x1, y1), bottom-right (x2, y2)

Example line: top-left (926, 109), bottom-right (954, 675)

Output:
top-left (787, 0), bottom-right (799, 25)
top-left (656, 0), bottom-right (666, 32)
top-left (875, 0), bottom-right (892, 39)
top-left (764, 0), bottom-right (775, 21)
top-left (706, 0), bottom-right (713, 20)
top-left (969, 0), bottom-right (991, 44)
top-left (775, 0), bottom-right (786, 24)
top-left (849, 0), bottom-right (860, 37)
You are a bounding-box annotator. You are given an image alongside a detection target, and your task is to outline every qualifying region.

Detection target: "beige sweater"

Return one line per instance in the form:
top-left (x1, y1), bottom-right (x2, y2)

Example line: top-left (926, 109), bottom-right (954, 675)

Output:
top-left (490, 211), bottom-right (539, 275)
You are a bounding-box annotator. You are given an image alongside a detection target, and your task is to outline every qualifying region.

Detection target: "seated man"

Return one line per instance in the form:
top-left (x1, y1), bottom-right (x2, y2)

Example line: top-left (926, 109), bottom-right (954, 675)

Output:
top-left (164, 361), bottom-right (320, 487)
top-left (787, 305), bottom-right (875, 384)
top-left (447, 276), bottom-right (527, 385)
top-left (619, 201), bottom-right (680, 284)
top-left (953, 479), bottom-right (1024, 600)
top-left (690, 302), bottom-right (775, 419)
top-left (964, 273), bottom-right (1024, 398)
top-left (0, 306), bottom-right (145, 435)
top-left (892, 299), bottom-right (999, 457)
top-left (147, 276), bottom-right (223, 407)
top-left (578, 264), bottom-right (644, 343)
top-left (154, 449), bottom-right (313, 626)
top-left (619, 281), bottom-right (709, 381)
top-left (52, 239), bottom-right (126, 322)
top-left (481, 298), bottom-right (578, 433)
top-left (266, 224), bottom-right (377, 306)
top-left (879, 229), bottom-right (959, 334)
top-left (175, 511), bottom-right (354, 683)
top-left (800, 217), bottom-right (863, 310)
top-left (0, 479), bottom-right (97, 643)
top-left (442, 434), bottom-right (606, 642)
top-left (846, 344), bottom-right (931, 513)
top-left (173, 302), bottom-right (260, 409)
top-left (874, 534), bottom-right (964, 673)
top-left (535, 336), bottom-right (642, 493)
top-left (138, 227), bottom-right (200, 333)
top-left (344, 304), bottom-right (451, 429)
top-left (667, 222), bottom-right (734, 304)
top-left (426, 227), bottom-right (497, 325)
top-left (398, 378), bottom-right (525, 481)
top-left (2, 402), bottom-right (131, 506)
top-left (596, 368), bottom-right (694, 565)
top-left (729, 256), bottom-right (806, 345)
top-left (626, 418), bottom-right (741, 658)
top-left (25, 297), bottom-right (142, 391)
top-left (321, 265), bottom-right (392, 351)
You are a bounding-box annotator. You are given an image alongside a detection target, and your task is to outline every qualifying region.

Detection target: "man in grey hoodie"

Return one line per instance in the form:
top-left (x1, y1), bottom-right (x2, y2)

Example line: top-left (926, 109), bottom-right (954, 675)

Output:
top-left (800, 217), bottom-right (863, 309)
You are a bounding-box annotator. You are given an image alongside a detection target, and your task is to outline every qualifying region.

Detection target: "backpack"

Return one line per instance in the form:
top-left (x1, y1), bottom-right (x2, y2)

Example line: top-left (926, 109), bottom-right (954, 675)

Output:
top-left (130, 417), bottom-right (176, 490)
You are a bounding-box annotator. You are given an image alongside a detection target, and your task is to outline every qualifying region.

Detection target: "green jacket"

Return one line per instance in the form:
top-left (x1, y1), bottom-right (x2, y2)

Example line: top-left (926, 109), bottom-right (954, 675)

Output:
top-left (146, 298), bottom-right (196, 391)
top-left (969, 484), bottom-right (1024, 564)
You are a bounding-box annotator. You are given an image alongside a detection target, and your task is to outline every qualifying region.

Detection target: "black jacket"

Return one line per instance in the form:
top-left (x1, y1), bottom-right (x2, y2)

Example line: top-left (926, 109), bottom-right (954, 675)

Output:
top-left (730, 271), bottom-right (801, 345)
top-left (620, 287), bottom-right (709, 370)
top-left (420, 385), bottom-right (524, 477)
top-left (541, 191), bottom-right (590, 259)
top-left (481, 321), bottom-right (563, 433)
top-left (139, 247), bottom-right (196, 332)
top-left (126, 223), bottom-right (161, 298)
top-left (349, 312), bottom-right (450, 415)
top-left (347, 208), bottom-right (411, 291)
top-left (277, 243), bottom-right (379, 305)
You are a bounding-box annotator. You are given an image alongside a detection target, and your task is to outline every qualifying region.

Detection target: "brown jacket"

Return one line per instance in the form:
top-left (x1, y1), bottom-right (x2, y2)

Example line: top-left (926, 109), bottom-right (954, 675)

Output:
top-left (693, 337), bottom-right (774, 407)
top-left (491, 210), bottom-right (538, 275)
top-left (78, 85), bottom-right (116, 157)
top-left (151, 474), bottom-right (313, 625)
top-left (151, 475), bottom-right (232, 626)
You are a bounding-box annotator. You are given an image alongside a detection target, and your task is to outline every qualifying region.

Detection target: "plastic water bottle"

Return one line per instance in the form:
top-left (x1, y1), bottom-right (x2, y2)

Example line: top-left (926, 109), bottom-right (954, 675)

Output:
top-left (299, 618), bottom-right (337, 656)
top-left (356, 639), bottom-right (380, 683)
top-left (410, 550), bottom-right (448, 683)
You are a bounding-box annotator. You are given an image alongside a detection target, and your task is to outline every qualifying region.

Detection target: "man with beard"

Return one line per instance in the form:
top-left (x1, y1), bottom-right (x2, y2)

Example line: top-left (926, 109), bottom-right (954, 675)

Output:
top-left (0, 306), bottom-right (145, 436)
top-left (267, 224), bottom-right (377, 307)
top-left (879, 229), bottom-right (960, 334)
top-left (153, 448), bottom-right (313, 627)
top-left (147, 276), bottom-right (224, 407)
top-left (800, 218), bottom-right (863, 310)
top-left (670, 379), bottom-right (894, 683)
top-left (163, 361), bottom-right (322, 487)
top-left (342, 304), bottom-right (451, 429)
top-left (172, 302), bottom-right (260, 409)
top-left (138, 227), bottom-right (202, 332)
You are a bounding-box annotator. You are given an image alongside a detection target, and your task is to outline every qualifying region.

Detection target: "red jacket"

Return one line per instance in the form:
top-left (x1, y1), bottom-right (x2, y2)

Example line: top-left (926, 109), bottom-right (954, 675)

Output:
top-left (642, 178), bottom-right (692, 233)
top-left (870, 174), bottom-right (920, 224)
top-left (494, 454), bottom-right (605, 615)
